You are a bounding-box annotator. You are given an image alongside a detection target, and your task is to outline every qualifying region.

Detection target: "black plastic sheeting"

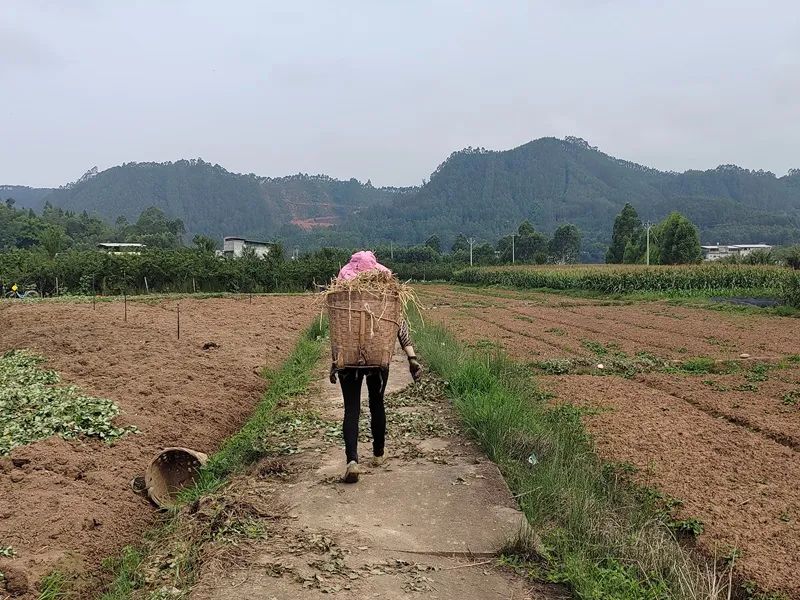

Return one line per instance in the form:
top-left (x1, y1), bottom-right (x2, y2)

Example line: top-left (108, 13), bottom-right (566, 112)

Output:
top-left (709, 296), bottom-right (781, 308)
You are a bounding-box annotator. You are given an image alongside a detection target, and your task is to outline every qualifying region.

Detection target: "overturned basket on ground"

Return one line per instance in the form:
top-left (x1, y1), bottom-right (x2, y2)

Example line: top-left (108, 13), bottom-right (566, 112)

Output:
top-left (145, 447), bottom-right (208, 509)
top-left (326, 288), bottom-right (402, 369)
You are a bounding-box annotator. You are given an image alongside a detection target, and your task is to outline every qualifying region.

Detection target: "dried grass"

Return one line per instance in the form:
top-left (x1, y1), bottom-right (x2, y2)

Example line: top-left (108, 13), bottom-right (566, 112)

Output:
top-left (127, 477), bottom-right (287, 598)
top-left (317, 270), bottom-right (422, 317)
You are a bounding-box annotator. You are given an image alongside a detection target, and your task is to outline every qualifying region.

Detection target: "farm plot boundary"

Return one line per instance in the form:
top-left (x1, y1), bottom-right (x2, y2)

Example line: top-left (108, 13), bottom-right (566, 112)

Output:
top-left (415, 284), bottom-right (800, 597)
top-left (410, 313), bottom-right (735, 600)
top-left (0, 296), bottom-right (318, 599)
top-left (96, 320), bottom-right (326, 600)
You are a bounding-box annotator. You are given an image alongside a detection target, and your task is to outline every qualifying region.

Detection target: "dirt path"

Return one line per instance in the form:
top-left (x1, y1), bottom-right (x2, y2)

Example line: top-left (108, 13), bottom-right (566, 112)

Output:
top-left (190, 352), bottom-right (562, 600)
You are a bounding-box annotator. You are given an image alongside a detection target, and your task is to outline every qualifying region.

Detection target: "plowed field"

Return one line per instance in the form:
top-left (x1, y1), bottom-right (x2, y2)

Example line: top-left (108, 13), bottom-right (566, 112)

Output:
top-left (419, 284), bottom-right (800, 597)
top-left (0, 295), bottom-right (316, 596)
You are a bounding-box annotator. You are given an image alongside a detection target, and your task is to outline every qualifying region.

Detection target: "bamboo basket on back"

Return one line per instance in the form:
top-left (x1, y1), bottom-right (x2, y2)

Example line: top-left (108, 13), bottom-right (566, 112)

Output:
top-left (327, 288), bottom-right (401, 369)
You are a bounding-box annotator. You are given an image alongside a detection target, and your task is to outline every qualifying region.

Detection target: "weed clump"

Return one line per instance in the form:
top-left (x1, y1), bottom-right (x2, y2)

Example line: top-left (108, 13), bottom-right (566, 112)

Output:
top-left (781, 390), bottom-right (800, 407)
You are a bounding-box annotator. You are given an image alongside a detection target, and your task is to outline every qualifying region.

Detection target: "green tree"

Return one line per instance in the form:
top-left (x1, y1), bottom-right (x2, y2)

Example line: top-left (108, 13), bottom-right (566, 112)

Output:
top-left (548, 224), bottom-right (582, 263)
top-left (621, 227), bottom-right (658, 264)
top-left (518, 220), bottom-right (536, 237)
top-left (778, 245), bottom-right (800, 270)
top-left (514, 221), bottom-right (548, 263)
top-left (497, 235), bottom-right (514, 263)
top-left (472, 242), bottom-right (496, 265)
top-left (451, 234), bottom-right (469, 253)
top-left (657, 212), bottom-right (701, 264)
top-left (393, 245), bottom-right (439, 262)
top-left (606, 203), bottom-right (642, 264)
top-left (127, 207), bottom-right (185, 248)
top-left (192, 234), bottom-right (218, 253)
top-left (424, 234), bottom-right (441, 254)
top-left (39, 226), bottom-right (67, 258)
top-left (0, 202), bottom-right (47, 249)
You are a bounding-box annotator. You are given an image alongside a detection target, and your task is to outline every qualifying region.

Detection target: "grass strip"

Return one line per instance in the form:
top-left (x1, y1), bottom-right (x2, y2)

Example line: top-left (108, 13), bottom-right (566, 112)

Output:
top-left (411, 314), bottom-right (733, 599)
top-left (97, 318), bottom-right (326, 599)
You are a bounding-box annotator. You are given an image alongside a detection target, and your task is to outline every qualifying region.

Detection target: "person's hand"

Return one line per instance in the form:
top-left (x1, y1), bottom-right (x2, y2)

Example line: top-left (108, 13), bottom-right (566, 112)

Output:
top-left (408, 357), bottom-right (422, 382)
top-left (329, 363), bottom-right (338, 384)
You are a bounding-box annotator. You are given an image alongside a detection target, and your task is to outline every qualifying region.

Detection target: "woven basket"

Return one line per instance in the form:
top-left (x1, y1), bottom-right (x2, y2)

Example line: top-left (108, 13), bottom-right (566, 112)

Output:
top-left (327, 289), bottom-right (401, 369)
top-left (145, 447), bottom-right (208, 509)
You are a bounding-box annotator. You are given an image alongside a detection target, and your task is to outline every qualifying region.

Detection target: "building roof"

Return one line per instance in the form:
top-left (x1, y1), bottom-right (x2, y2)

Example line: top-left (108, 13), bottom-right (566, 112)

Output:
top-left (223, 236), bottom-right (272, 245)
top-left (701, 244), bottom-right (772, 250)
top-left (97, 242), bottom-right (146, 248)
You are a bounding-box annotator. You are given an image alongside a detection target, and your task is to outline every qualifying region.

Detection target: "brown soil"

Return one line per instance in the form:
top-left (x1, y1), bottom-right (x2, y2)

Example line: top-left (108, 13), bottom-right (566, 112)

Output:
top-left (419, 284), bottom-right (800, 360)
top-left (541, 375), bottom-right (800, 598)
top-left (637, 369), bottom-right (800, 451)
top-left (418, 284), bottom-right (800, 597)
top-left (0, 295), bottom-right (316, 597)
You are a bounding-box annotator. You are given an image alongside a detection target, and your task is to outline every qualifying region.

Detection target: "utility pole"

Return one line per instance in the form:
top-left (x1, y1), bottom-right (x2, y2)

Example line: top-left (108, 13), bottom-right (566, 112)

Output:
top-left (645, 222), bottom-right (652, 266)
top-left (511, 233), bottom-right (516, 264)
top-left (390, 241), bottom-right (394, 260)
top-left (468, 237), bottom-right (476, 266)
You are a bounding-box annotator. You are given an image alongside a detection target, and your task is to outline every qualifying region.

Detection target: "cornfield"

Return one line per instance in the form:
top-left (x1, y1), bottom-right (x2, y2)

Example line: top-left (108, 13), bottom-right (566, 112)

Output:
top-left (454, 264), bottom-right (797, 300)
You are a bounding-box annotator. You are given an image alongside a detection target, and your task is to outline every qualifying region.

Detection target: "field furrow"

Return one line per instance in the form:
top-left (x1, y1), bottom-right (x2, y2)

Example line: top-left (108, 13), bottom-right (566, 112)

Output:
top-left (418, 283), bottom-right (800, 597)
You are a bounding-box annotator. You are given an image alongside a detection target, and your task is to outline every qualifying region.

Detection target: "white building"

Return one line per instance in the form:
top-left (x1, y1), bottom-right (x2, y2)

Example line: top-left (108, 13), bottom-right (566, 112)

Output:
top-left (97, 242), bottom-right (146, 255)
top-left (701, 244), bottom-right (773, 261)
top-left (222, 236), bottom-right (274, 258)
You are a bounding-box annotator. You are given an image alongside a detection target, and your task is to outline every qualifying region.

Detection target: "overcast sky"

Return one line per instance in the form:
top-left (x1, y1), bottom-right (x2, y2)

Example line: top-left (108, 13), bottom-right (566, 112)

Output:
top-left (2, 1), bottom-right (799, 188)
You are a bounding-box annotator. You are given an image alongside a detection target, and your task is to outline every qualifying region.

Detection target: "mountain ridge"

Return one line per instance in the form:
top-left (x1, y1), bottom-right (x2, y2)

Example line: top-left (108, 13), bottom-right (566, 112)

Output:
top-left (3, 138), bottom-right (799, 260)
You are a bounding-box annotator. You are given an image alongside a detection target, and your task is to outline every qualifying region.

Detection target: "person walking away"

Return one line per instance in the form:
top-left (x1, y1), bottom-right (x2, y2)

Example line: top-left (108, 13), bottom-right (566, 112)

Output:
top-left (329, 251), bottom-right (422, 483)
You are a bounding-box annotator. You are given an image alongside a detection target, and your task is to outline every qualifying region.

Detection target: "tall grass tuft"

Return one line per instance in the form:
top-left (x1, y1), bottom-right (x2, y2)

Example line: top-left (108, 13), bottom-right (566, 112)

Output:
top-left (412, 315), bottom-right (732, 599)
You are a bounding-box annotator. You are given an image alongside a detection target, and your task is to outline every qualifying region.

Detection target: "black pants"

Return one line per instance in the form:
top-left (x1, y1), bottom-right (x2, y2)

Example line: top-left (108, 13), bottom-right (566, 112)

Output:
top-left (338, 367), bottom-right (389, 463)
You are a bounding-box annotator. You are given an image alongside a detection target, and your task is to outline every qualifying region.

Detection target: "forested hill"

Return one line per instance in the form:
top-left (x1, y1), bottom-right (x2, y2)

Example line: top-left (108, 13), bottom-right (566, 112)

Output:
top-left (12, 160), bottom-right (413, 242)
top-left (3, 139), bottom-right (800, 260)
top-left (0, 185), bottom-right (54, 211)
top-left (356, 137), bottom-right (800, 259)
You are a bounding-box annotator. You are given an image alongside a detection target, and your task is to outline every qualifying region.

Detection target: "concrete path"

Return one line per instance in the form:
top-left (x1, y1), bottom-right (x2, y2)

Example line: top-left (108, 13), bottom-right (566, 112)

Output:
top-left (191, 352), bottom-right (563, 600)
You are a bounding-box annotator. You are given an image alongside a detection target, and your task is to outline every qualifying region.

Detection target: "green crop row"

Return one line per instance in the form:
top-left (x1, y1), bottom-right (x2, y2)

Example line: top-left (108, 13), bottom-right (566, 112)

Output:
top-left (454, 264), bottom-right (800, 303)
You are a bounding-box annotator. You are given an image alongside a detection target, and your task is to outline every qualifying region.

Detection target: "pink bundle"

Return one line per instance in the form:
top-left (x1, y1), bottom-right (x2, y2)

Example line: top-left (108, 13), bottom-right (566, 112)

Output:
top-left (337, 251), bottom-right (391, 281)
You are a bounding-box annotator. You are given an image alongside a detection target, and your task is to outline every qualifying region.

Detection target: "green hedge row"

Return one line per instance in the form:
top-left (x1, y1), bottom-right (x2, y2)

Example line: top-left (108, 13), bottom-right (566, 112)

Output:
top-left (0, 248), bottom-right (460, 296)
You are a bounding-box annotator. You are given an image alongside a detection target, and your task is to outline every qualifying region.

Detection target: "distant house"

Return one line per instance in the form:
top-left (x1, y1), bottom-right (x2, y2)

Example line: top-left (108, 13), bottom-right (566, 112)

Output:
top-left (97, 242), bottom-right (146, 255)
top-left (701, 244), bottom-right (773, 261)
top-left (221, 236), bottom-right (274, 258)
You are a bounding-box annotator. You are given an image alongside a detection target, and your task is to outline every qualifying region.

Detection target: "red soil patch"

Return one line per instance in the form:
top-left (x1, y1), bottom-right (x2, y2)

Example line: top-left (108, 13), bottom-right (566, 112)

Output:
top-left (0, 295), bottom-right (316, 596)
top-left (290, 216), bottom-right (336, 230)
top-left (418, 284), bottom-right (800, 596)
